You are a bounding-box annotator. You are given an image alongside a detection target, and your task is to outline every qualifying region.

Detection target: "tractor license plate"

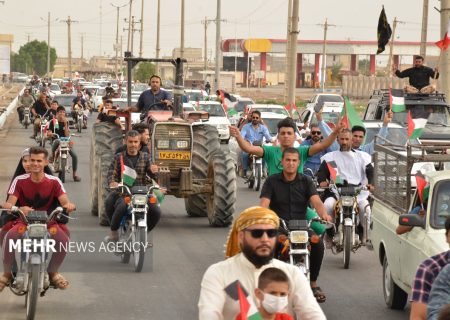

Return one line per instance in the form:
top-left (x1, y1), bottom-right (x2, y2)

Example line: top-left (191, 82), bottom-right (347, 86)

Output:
top-left (158, 151), bottom-right (191, 160)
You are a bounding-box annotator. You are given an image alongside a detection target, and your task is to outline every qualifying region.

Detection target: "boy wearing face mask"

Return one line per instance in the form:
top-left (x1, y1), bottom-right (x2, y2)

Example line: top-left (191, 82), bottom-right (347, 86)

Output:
top-left (254, 268), bottom-right (293, 320)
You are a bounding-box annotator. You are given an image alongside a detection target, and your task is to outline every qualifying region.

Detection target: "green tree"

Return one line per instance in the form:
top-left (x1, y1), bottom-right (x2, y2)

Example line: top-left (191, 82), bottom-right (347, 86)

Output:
top-left (358, 59), bottom-right (370, 76)
top-left (11, 40), bottom-right (57, 76)
top-left (331, 63), bottom-right (342, 82)
top-left (134, 62), bottom-right (156, 82)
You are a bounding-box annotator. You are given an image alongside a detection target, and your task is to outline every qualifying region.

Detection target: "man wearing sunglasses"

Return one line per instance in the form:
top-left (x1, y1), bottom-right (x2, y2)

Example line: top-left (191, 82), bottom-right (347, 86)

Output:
top-left (240, 110), bottom-right (275, 177)
top-left (301, 125), bottom-right (332, 176)
top-left (316, 110), bottom-right (393, 155)
top-left (260, 147), bottom-right (331, 303)
top-left (199, 206), bottom-right (325, 320)
top-left (230, 117), bottom-right (344, 177)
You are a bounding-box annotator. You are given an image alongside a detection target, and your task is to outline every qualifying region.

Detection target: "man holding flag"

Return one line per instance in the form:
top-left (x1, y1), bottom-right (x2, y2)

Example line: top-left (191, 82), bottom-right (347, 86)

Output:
top-left (104, 130), bottom-right (160, 242)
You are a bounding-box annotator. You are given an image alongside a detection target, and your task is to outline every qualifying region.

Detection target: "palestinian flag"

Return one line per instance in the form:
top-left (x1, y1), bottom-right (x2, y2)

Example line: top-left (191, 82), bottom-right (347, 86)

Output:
top-left (389, 88), bottom-right (406, 113)
top-left (407, 111), bottom-right (427, 140)
top-left (228, 107), bottom-right (238, 117)
top-left (224, 280), bottom-right (262, 320)
top-left (436, 19), bottom-right (450, 51)
top-left (341, 97), bottom-right (365, 129)
top-left (415, 171), bottom-right (430, 204)
top-left (326, 161), bottom-right (343, 184)
top-left (376, 6), bottom-right (392, 54)
top-left (120, 155), bottom-right (137, 186)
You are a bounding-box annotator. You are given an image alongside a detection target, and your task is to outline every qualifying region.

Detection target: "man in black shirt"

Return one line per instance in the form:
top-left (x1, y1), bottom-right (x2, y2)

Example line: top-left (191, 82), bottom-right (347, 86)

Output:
top-left (260, 147), bottom-right (331, 303)
top-left (47, 106), bottom-right (80, 182)
top-left (31, 93), bottom-right (50, 139)
top-left (394, 55), bottom-right (439, 93)
top-left (96, 99), bottom-right (121, 126)
top-left (115, 122), bottom-right (151, 154)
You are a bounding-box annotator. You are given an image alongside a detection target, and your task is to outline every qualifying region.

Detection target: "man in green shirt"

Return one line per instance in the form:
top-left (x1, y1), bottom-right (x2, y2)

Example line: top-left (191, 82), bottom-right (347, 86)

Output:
top-left (230, 117), bottom-right (343, 176)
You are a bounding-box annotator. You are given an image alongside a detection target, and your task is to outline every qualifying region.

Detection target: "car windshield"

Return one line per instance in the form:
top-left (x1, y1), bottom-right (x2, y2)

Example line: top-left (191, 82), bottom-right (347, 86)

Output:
top-left (393, 105), bottom-right (449, 126)
top-left (430, 179), bottom-right (450, 229)
top-left (253, 107), bottom-right (289, 116)
top-left (235, 100), bottom-right (253, 112)
top-left (309, 112), bottom-right (340, 127)
top-left (317, 95), bottom-right (344, 103)
top-left (198, 104), bottom-right (225, 117)
top-left (53, 96), bottom-right (76, 106)
top-left (262, 118), bottom-right (281, 136)
top-left (50, 84), bottom-right (60, 91)
top-left (185, 91), bottom-right (204, 102)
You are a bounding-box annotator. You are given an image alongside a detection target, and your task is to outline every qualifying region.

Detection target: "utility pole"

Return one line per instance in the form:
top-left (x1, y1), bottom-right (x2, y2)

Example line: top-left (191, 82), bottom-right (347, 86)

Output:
top-left (99, 0), bottom-right (103, 56)
top-left (180, 0), bottom-right (185, 59)
top-left (112, 3), bottom-right (127, 78)
top-left (139, 0), bottom-right (144, 57)
top-left (127, 0), bottom-right (133, 52)
top-left (420, 0), bottom-right (429, 58)
top-left (81, 34), bottom-right (84, 61)
top-left (215, 0), bottom-right (221, 91)
top-left (286, 0), bottom-right (299, 116)
top-left (202, 17), bottom-right (215, 81)
top-left (387, 17), bottom-right (405, 76)
top-left (155, 0), bottom-right (161, 74)
top-left (26, 33), bottom-right (31, 43)
top-left (124, 16), bottom-right (140, 56)
top-left (318, 18), bottom-right (335, 90)
top-left (47, 12), bottom-right (51, 76)
top-left (284, 0), bottom-right (292, 102)
top-left (440, 0), bottom-right (450, 98)
top-left (61, 16), bottom-right (78, 79)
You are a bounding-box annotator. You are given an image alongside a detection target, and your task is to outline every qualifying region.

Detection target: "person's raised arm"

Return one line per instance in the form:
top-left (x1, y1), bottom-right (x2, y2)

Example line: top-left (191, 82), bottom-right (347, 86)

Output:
top-left (309, 119), bottom-right (344, 156)
top-left (229, 125), bottom-right (264, 157)
top-left (316, 111), bottom-right (339, 151)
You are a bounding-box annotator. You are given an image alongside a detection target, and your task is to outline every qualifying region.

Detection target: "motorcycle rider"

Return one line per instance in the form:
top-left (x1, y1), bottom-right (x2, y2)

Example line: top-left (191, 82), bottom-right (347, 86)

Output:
top-left (128, 75), bottom-right (173, 113)
top-left (316, 110), bottom-right (393, 155)
top-left (72, 91), bottom-right (87, 129)
top-left (240, 110), bottom-right (275, 177)
top-left (104, 130), bottom-right (160, 242)
top-left (115, 122), bottom-right (150, 154)
top-left (96, 99), bottom-right (122, 126)
top-left (31, 93), bottom-right (50, 139)
top-left (47, 106), bottom-right (81, 182)
top-left (301, 124), bottom-right (331, 176)
top-left (316, 129), bottom-right (374, 246)
top-left (230, 117), bottom-right (344, 176)
top-left (260, 147), bottom-right (332, 303)
top-left (204, 81), bottom-right (211, 95)
top-left (0, 146), bottom-right (76, 292)
top-left (17, 88), bottom-right (35, 124)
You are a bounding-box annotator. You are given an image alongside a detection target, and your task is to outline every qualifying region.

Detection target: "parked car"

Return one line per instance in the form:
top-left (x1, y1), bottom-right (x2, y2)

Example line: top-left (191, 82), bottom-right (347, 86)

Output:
top-left (305, 93), bottom-right (344, 110)
top-left (247, 104), bottom-right (289, 117)
top-left (197, 101), bottom-right (231, 143)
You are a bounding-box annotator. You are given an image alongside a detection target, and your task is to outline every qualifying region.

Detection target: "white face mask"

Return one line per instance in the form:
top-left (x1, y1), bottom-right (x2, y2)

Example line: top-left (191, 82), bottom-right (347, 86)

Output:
top-left (261, 293), bottom-right (288, 314)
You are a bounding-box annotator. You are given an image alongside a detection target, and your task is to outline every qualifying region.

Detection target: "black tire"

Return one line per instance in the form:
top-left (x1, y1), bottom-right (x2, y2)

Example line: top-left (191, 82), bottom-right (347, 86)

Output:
top-left (248, 173), bottom-right (254, 189)
top-left (91, 122), bottom-right (122, 225)
top-left (24, 121), bottom-right (29, 129)
top-left (26, 264), bottom-right (39, 320)
top-left (343, 225), bottom-right (352, 269)
top-left (77, 119), bottom-right (82, 133)
top-left (59, 157), bottom-right (66, 183)
top-left (383, 255), bottom-right (408, 310)
top-left (185, 125), bottom-right (221, 217)
top-left (133, 227), bottom-right (146, 272)
top-left (253, 163), bottom-right (262, 191)
top-left (206, 151), bottom-right (236, 227)
top-left (39, 131), bottom-right (45, 148)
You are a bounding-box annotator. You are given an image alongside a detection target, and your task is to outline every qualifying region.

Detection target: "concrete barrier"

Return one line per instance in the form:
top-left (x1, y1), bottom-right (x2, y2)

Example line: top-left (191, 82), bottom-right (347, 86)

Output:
top-left (0, 87), bottom-right (24, 130)
top-left (342, 76), bottom-right (409, 99)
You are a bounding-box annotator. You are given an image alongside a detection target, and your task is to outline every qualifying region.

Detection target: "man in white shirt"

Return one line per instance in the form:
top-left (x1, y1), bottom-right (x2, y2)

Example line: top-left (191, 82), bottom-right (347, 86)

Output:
top-left (198, 206), bottom-right (326, 320)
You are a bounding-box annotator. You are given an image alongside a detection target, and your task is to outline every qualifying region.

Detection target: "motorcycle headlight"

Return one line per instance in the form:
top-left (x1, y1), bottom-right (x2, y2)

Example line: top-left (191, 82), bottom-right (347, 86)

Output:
top-left (341, 196), bottom-right (354, 207)
top-left (28, 224), bottom-right (47, 238)
top-left (157, 140), bottom-right (170, 149)
top-left (176, 140), bottom-right (189, 149)
top-left (133, 195), bottom-right (148, 206)
top-left (290, 230), bottom-right (308, 244)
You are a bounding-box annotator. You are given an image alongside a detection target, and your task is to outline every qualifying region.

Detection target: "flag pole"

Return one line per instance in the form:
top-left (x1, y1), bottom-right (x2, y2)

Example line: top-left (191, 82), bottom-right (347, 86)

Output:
top-left (434, 49), bottom-right (443, 80)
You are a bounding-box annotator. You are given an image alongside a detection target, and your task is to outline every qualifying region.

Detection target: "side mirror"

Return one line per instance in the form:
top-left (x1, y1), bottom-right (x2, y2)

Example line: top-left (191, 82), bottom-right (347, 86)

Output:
top-left (398, 214), bottom-right (425, 229)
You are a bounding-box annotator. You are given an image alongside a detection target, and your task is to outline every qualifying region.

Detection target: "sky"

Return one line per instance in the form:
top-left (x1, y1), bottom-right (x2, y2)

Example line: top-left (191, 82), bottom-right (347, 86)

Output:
top-left (0, 0), bottom-right (445, 59)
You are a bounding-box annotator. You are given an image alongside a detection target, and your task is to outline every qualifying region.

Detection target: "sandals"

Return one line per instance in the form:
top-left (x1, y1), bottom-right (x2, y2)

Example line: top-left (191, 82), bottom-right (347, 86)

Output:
top-left (312, 286), bottom-right (326, 303)
top-left (50, 273), bottom-right (69, 290)
top-left (0, 275), bottom-right (11, 292)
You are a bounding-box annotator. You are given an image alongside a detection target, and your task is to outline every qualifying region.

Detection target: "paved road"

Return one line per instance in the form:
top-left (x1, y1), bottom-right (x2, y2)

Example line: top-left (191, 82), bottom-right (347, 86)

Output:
top-left (0, 113), bottom-right (409, 320)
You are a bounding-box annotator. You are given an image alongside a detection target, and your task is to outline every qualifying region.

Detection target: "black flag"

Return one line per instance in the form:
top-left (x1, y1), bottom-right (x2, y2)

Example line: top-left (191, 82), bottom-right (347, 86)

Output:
top-left (376, 6), bottom-right (392, 54)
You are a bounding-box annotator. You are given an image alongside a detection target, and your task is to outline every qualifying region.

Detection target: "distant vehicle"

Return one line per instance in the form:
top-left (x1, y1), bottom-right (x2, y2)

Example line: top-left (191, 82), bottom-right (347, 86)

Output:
top-left (305, 93), bottom-right (344, 110)
top-left (197, 101), bottom-right (231, 143)
top-left (184, 89), bottom-right (208, 105)
top-left (247, 104), bottom-right (289, 117)
top-left (298, 104), bottom-right (342, 136)
top-left (182, 103), bottom-right (196, 112)
top-left (92, 87), bottom-right (107, 111)
top-left (234, 97), bottom-right (255, 113)
top-left (49, 83), bottom-right (61, 95)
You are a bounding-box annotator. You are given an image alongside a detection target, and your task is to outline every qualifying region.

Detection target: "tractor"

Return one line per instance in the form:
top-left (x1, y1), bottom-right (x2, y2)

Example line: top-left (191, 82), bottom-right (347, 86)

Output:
top-left (90, 53), bottom-right (236, 227)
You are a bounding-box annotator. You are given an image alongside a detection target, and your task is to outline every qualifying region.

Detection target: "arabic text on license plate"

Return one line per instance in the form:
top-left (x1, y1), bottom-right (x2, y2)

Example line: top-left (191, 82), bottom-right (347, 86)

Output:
top-left (158, 151), bottom-right (191, 160)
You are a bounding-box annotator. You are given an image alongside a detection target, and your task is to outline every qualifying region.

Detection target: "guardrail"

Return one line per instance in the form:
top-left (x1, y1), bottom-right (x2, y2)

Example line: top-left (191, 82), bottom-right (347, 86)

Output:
top-left (0, 87), bottom-right (24, 130)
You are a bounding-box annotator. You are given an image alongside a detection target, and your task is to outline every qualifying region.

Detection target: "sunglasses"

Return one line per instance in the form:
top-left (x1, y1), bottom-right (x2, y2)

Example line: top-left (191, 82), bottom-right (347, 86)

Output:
top-left (311, 131), bottom-right (321, 135)
top-left (245, 229), bottom-right (278, 238)
top-left (252, 117), bottom-right (260, 120)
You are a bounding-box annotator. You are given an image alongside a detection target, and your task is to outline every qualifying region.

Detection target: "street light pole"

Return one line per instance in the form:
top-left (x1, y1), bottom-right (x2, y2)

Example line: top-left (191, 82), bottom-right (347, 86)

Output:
top-left (139, 0), bottom-right (144, 57)
top-left (180, 0), bottom-right (185, 59)
top-left (215, 0), bottom-right (221, 91)
top-left (47, 12), bottom-right (51, 76)
top-left (127, 0), bottom-right (133, 52)
top-left (155, 0), bottom-right (161, 74)
top-left (112, 3), bottom-right (127, 79)
top-left (286, 0), bottom-right (299, 115)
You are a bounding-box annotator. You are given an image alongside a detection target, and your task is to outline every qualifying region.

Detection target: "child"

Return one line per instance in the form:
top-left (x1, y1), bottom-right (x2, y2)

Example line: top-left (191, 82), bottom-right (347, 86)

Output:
top-left (255, 267), bottom-right (293, 320)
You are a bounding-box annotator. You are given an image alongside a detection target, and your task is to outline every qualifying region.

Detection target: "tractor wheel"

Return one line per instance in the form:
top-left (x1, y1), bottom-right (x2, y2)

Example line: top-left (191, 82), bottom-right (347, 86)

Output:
top-left (205, 151), bottom-right (236, 227)
top-left (90, 122), bottom-right (123, 225)
top-left (185, 125), bottom-right (220, 217)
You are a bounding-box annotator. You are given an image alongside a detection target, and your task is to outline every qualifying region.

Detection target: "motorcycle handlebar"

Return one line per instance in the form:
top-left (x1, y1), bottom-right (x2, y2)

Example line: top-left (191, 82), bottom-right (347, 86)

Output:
top-left (0, 206), bottom-right (71, 224)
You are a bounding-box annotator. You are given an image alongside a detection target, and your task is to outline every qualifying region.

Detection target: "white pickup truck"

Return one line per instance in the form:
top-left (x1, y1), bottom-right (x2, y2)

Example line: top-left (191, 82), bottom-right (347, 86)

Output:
top-left (371, 142), bottom-right (450, 310)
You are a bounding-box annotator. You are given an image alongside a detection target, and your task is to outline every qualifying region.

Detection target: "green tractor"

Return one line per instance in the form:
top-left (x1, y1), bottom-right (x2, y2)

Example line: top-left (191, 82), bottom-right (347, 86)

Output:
top-left (90, 54), bottom-right (236, 227)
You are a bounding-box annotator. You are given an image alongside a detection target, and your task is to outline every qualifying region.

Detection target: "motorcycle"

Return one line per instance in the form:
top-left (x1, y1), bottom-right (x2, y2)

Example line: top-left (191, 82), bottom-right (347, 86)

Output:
top-left (278, 217), bottom-right (331, 279)
top-left (73, 105), bottom-right (88, 133)
top-left (245, 141), bottom-right (264, 191)
top-left (22, 106), bottom-right (32, 129)
top-left (35, 112), bottom-right (50, 148)
top-left (109, 183), bottom-right (161, 272)
top-left (0, 206), bottom-right (69, 320)
top-left (52, 134), bottom-right (71, 183)
top-left (328, 183), bottom-right (371, 269)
